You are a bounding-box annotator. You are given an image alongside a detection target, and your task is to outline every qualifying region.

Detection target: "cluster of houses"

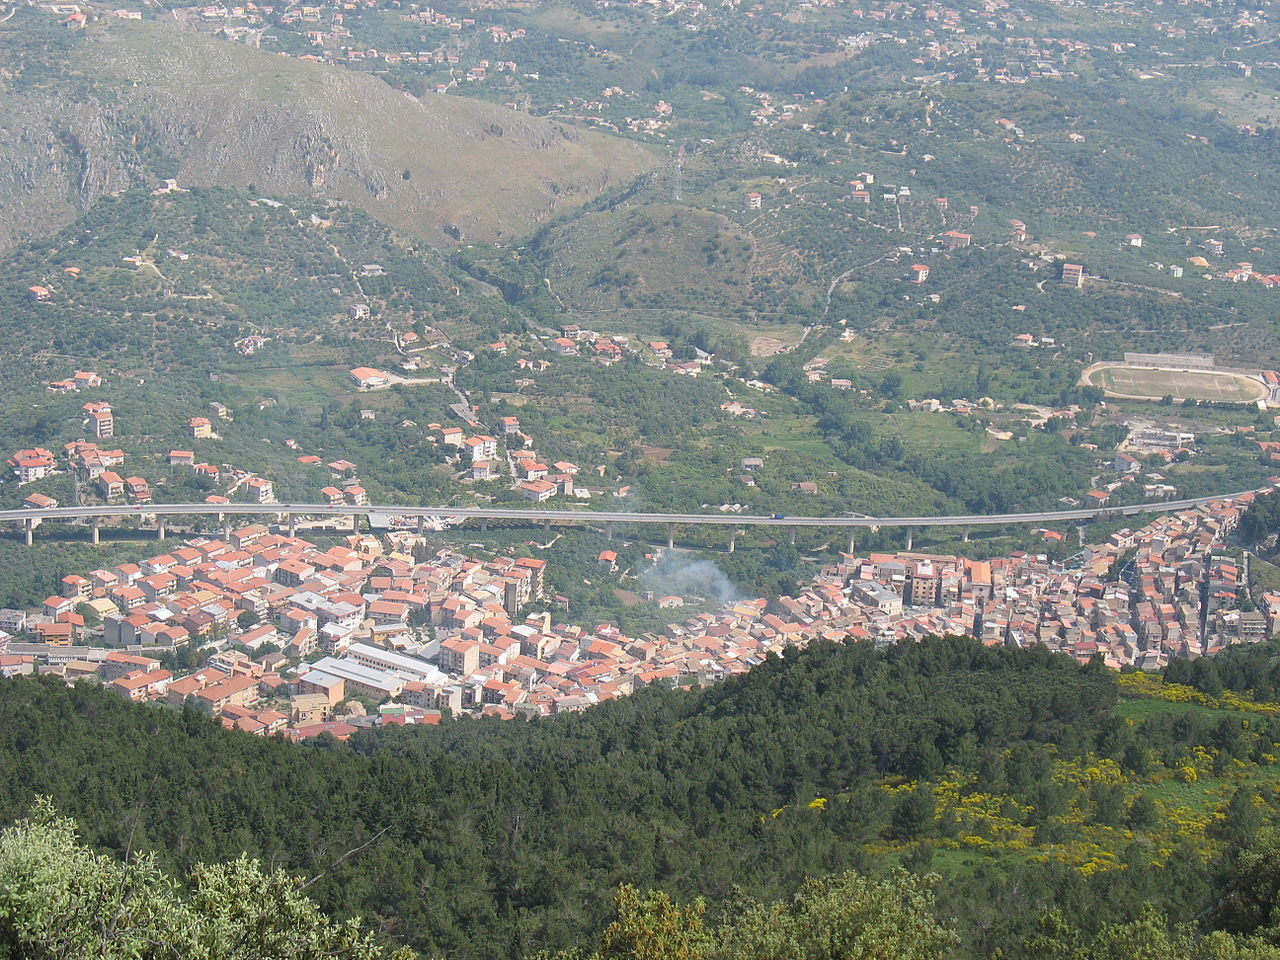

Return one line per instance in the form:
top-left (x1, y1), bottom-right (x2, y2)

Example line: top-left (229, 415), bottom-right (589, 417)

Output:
top-left (798, 356), bottom-right (859, 391)
top-left (545, 324), bottom-right (633, 365)
top-left (855, 0), bottom-right (1196, 84)
top-left (1009, 333), bottom-right (1058, 349)
top-left (818, 491), bottom-right (1266, 669)
top-left (742, 86), bottom-right (823, 128)
top-left (199, 0), bottom-right (528, 92)
top-left (0, 526), bottom-right (551, 729)
top-left (45, 370), bottom-right (102, 392)
top-left (39, 370), bottom-right (115, 436)
top-left (296, 455), bottom-right (369, 508)
top-left (429, 415), bottom-right (583, 501)
top-left (905, 396), bottom-right (998, 415)
top-left (1075, 449), bottom-right (1185, 507)
top-left (535, 88), bottom-right (679, 137)
top-left (1203, 260), bottom-right (1280, 288)
top-left (1, 487), bottom-right (1274, 735)
top-left (6, 441), bottom-right (152, 507)
top-left (6, 430), bottom-right (279, 510)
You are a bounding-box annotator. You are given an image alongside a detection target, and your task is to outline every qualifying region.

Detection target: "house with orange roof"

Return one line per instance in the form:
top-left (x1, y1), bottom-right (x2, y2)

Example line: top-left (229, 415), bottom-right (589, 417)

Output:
top-left (125, 476), bottom-right (151, 503)
top-left (245, 477), bottom-right (275, 503)
top-left (349, 367), bottom-right (391, 390)
top-left (96, 471), bottom-right (124, 501)
top-left (8, 447), bottom-right (56, 483)
top-left (520, 479), bottom-right (556, 502)
top-left (111, 668), bottom-right (173, 702)
top-left (193, 674), bottom-right (261, 714)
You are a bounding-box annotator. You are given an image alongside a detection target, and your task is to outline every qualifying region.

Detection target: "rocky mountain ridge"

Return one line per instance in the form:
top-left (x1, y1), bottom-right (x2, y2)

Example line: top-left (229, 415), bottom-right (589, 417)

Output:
top-left (0, 13), bottom-right (654, 251)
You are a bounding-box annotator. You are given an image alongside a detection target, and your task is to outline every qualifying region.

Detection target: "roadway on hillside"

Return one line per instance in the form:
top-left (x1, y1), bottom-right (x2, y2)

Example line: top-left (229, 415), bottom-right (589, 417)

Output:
top-left (0, 489), bottom-right (1258, 529)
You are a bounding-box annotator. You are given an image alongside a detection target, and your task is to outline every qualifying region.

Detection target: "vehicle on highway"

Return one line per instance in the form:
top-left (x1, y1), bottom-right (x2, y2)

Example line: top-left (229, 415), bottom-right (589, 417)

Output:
top-left (771, 513), bottom-right (787, 520)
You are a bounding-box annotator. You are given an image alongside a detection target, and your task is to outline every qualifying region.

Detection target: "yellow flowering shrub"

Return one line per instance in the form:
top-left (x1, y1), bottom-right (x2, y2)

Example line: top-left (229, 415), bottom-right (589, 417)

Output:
top-left (1115, 671), bottom-right (1280, 715)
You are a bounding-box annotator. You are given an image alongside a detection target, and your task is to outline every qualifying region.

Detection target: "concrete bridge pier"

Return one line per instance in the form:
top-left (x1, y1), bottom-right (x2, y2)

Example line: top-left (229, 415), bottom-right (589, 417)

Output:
top-left (666, 524), bottom-right (675, 550)
top-left (905, 529), bottom-right (913, 551)
top-left (91, 521), bottom-right (100, 545)
top-left (727, 530), bottom-right (736, 554)
top-left (417, 516), bottom-right (426, 535)
top-left (481, 519), bottom-right (488, 533)
top-left (288, 516), bottom-right (297, 538)
top-left (157, 521), bottom-right (166, 541)
top-left (23, 518), bottom-right (33, 547)
top-left (605, 521), bottom-right (613, 541)
top-left (847, 531), bottom-right (856, 555)
top-left (963, 528), bottom-right (970, 543)
top-left (789, 528), bottom-right (797, 546)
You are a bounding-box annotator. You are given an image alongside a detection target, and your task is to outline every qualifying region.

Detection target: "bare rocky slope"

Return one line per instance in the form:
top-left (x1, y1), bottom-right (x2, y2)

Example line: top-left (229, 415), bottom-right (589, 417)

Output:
top-left (0, 14), bottom-right (655, 251)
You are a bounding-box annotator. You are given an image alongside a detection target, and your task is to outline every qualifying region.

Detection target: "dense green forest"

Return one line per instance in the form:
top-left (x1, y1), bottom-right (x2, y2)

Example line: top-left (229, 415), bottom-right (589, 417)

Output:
top-left (1, 638), bottom-right (1279, 958)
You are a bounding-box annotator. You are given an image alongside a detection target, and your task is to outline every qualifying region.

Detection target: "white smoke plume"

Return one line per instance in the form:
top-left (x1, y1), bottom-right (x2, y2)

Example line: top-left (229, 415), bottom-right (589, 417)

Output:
top-left (638, 552), bottom-right (744, 606)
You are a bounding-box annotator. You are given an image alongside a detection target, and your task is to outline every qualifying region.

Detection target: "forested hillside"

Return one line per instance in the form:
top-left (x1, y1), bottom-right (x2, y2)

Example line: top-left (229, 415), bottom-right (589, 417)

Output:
top-left (1, 638), bottom-right (1278, 958)
top-left (0, 188), bottom-right (489, 388)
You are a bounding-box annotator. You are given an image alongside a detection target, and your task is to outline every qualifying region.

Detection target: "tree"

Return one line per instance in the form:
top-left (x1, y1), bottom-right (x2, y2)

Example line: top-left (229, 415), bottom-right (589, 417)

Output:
top-left (0, 799), bottom-right (412, 960)
top-left (1019, 909), bottom-right (1082, 960)
top-left (595, 886), bottom-right (712, 960)
top-left (0, 641), bottom-right (1200, 958)
top-left (891, 787), bottom-right (937, 840)
top-left (1126, 794), bottom-right (1158, 831)
top-left (1216, 828), bottom-right (1280, 939)
top-left (1088, 906), bottom-right (1202, 960)
top-left (74, 602), bottom-right (101, 628)
top-left (1213, 790), bottom-right (1265, 849)
top-left (1088, 782), bottom-right (1126, 827)
top-left (546, 870), bottom-right (956, 960)
top-left (1122, 742), bottom-right (1153, 778)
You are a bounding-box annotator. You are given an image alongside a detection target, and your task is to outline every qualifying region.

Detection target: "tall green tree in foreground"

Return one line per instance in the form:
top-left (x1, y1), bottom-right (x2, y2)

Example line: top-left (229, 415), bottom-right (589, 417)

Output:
top-left (0, 799), bottom-right (412, 960)
top-left (538, 871), bottom-right (956, 960)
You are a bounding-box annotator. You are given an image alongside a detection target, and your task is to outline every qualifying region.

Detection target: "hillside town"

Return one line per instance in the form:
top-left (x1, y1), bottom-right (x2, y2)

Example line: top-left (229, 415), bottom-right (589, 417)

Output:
top-left (0, 484), bottom-right (1274, 739)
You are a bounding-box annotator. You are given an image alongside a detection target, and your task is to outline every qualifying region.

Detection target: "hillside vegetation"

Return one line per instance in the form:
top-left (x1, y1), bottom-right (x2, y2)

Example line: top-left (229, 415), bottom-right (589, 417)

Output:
top-left (502, 77), bottom-right (1280, 368)
top-left (0, 187), bottom-right (490, 387)
top-left (1, 639), bottom-right (1279, 958)
top-left (0, 10), bottom-right (654, 252)
top-left (539, 204), bottom-right (760, 316)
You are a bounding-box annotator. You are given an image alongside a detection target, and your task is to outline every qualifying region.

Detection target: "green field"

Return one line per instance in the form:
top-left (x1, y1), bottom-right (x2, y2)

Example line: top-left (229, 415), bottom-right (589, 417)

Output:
top-left (1085, 364), bottom-right (1267, 403)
